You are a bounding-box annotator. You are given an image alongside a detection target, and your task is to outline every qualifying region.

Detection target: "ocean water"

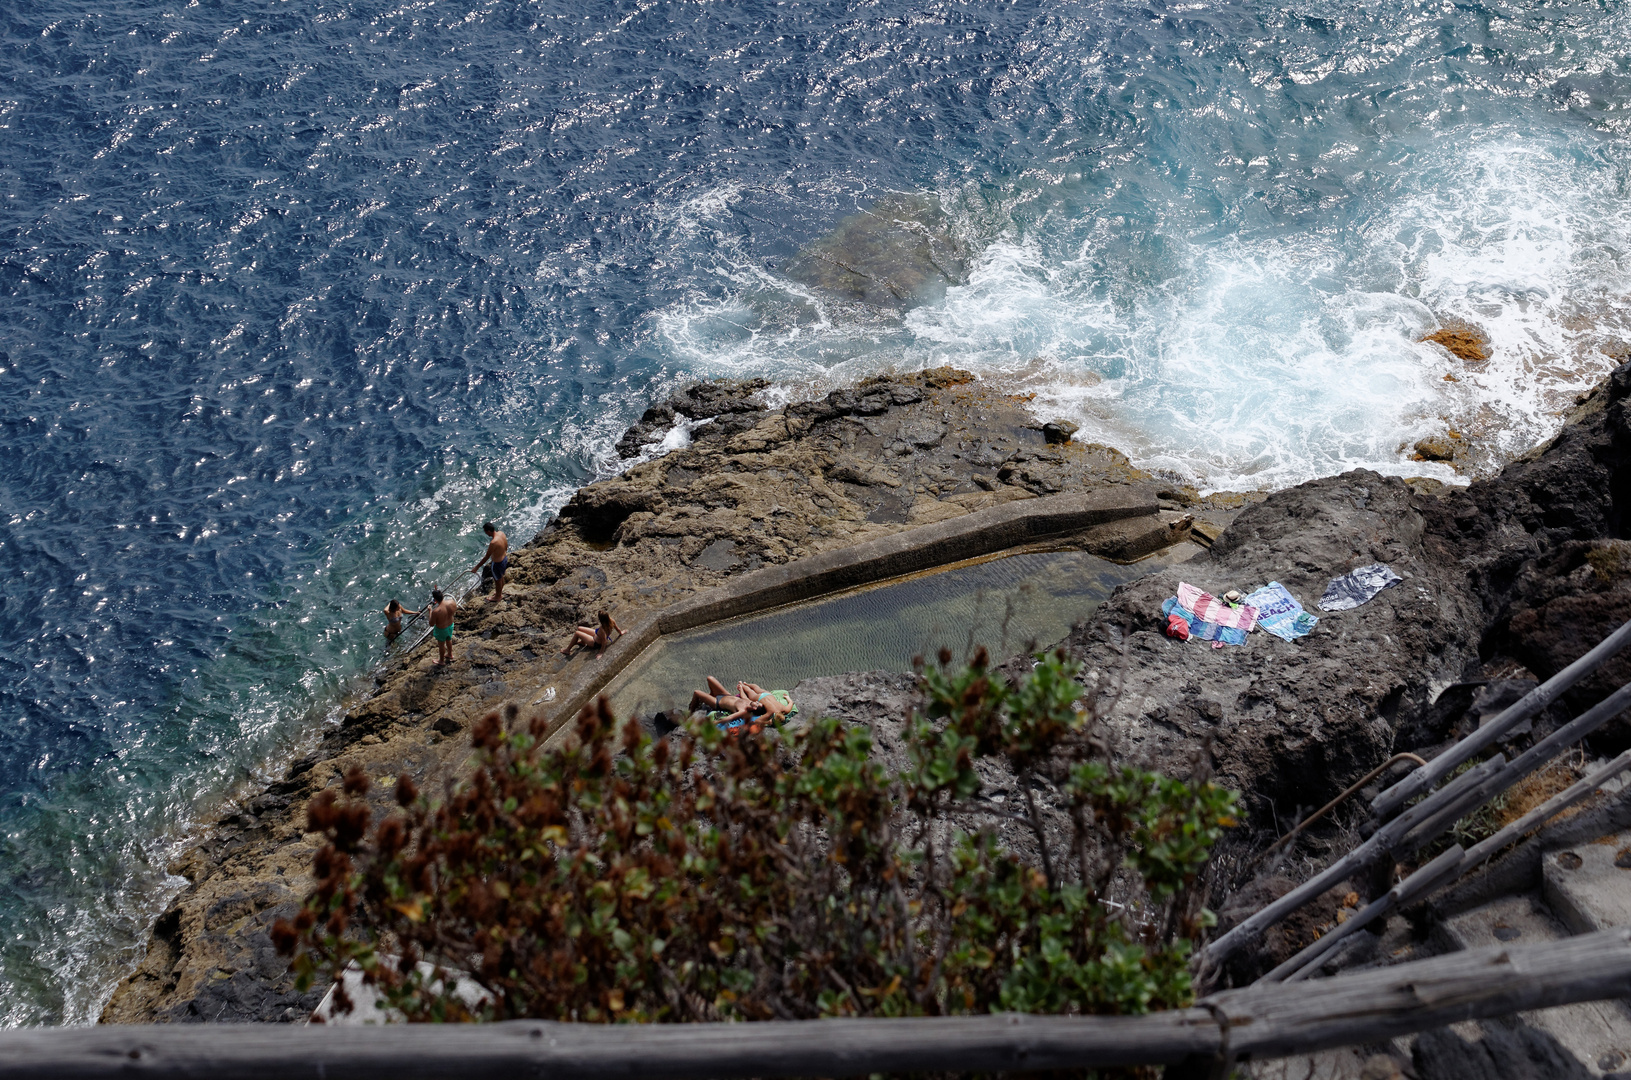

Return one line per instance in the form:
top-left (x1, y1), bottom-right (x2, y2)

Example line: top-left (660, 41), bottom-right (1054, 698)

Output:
top-left (0, 0), bottom-right (1628, 1025)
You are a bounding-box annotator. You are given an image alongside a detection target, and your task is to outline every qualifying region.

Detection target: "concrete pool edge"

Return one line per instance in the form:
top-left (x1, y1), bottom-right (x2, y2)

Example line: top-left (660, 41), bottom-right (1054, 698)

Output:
top-left (532, 489), bottom-right (1181, 743)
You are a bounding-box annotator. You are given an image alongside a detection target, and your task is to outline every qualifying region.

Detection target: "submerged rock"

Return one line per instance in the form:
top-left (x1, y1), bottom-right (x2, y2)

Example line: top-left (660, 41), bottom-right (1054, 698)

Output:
top-left (783, 193), bottom-right (969, 312)
top-left (1421, 325), bottom-right (1491, 363)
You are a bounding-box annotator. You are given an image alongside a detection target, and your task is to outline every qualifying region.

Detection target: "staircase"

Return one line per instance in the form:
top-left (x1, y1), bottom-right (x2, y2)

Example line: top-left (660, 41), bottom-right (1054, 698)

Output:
top-left (1426, 824), bottom-right (1631, 1077)
top-left (1209, 616), bottom-right (1631, 1080)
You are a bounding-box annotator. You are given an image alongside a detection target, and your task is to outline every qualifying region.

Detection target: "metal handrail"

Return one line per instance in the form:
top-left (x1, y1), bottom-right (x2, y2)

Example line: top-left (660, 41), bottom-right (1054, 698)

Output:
top-left (393, 573), bottom-right (488, 657)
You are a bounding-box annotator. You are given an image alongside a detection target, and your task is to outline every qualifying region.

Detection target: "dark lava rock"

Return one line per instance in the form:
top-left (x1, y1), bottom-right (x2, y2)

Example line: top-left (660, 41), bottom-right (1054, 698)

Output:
top-left (1050, 359), bottom-right (1631, 868)
top-left (1059, 469), bottom-right (1483, 832)
top-left (614, 378), bottom-right (770, 458)
top-left (1042, 420), bottom-right (1080, 445)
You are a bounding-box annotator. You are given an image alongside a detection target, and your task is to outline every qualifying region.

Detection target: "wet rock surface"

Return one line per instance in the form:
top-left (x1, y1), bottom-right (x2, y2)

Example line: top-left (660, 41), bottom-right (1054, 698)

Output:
top-left (102, 359), bottom-right (1631, 1025)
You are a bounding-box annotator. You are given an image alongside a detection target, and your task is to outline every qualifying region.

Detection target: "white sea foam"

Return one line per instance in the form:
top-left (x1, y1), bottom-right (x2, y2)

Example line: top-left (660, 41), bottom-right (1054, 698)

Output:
top-left (653, 136), bottom-right (1631, 493)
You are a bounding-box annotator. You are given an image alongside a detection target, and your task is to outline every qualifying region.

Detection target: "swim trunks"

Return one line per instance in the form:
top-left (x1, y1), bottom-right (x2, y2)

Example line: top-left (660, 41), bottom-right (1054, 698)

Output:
top-left (432, 624), bottom-right (455, 642)
top-left (492, 556), bottom-right (508, 579)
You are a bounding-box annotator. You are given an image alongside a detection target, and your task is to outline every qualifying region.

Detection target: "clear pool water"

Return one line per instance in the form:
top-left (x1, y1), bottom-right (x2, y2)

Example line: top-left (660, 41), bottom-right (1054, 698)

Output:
top-left (605, 547), bottom-right (1193, 720)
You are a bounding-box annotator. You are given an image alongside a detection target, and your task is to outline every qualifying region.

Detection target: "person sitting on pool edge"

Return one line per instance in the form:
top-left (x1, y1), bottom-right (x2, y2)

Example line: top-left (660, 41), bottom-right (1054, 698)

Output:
top-left (382, 599), bottom-right (419, 644)
top-left (561, 610), bottom-right (623, 657)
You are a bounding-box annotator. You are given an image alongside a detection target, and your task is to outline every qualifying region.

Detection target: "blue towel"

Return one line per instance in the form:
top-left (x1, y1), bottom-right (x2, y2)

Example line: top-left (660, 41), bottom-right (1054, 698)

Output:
top-left (1242, 581), bottom-right (1318, 641)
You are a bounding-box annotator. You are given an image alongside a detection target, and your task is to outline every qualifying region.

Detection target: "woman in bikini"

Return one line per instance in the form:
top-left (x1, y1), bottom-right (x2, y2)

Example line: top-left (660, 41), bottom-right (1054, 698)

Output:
top-left (689, 675), bottom-right (751, 717)
top-left (736, 682), bottom-right (797, 725)
top-left (382, 599), bottom-right (419, 644)
top-left (561, 610), bottom-right (623, 657)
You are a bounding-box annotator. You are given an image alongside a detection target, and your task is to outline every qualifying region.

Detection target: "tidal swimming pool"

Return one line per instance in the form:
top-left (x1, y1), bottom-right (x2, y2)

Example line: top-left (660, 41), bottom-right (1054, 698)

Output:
top-left (603, 545), bottom-right (1195, 719)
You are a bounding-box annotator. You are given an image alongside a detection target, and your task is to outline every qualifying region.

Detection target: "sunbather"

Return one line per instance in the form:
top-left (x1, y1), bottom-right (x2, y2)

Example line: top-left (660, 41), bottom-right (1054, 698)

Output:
top-left (736, 682), bottom-right (797, 724)
top-left (689, 675), bottom-right (751, 717)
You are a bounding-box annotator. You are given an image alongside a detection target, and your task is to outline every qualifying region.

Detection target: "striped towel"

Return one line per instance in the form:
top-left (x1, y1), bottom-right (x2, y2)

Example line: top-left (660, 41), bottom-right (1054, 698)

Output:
top-left (1163, 582), bottom-right (1259, 646)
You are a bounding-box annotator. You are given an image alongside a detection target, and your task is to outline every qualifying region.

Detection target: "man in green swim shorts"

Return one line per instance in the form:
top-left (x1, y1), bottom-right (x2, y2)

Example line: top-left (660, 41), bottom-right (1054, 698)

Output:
top-left (427, 588), bottom-right (458, 666)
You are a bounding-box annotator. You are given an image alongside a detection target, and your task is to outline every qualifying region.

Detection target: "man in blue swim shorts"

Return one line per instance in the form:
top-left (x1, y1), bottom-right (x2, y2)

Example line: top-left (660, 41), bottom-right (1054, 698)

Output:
top-left (471, 520), bottom-right (509, 604)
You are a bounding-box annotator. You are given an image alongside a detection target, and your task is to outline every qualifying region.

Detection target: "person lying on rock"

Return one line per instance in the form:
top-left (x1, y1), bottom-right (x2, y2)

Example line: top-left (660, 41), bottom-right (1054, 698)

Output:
top-left (561, 610), bottom-right (623, 657)
top-left (689, 675), bottom-right (753, 717)
top-left (382, 599), bottom-right (419, 644)
top-left (736, 682), bottom-right (797, 725)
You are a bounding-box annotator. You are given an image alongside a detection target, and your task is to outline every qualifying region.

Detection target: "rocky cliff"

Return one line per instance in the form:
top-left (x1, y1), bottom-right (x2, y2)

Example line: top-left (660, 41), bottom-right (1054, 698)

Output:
top-left (98, 366), bottom-right (1189, 1023)
top-left (100, 360), bottom-right (1631, 1024)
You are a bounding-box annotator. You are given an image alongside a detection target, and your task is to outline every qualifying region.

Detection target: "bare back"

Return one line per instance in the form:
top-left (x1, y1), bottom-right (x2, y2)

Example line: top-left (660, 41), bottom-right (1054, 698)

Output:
top-left (430, 599), bottom-right (457, 629)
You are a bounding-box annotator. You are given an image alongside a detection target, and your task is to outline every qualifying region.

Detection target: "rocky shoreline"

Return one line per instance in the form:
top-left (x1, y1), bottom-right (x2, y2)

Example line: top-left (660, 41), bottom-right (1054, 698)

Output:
top-left (99, 361), bottom-right (1631, 1026)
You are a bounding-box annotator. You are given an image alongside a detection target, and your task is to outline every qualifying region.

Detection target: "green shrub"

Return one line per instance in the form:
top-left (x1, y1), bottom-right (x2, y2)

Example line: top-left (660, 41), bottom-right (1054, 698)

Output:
top-left (275, 650), bottom-right (1237, 1023)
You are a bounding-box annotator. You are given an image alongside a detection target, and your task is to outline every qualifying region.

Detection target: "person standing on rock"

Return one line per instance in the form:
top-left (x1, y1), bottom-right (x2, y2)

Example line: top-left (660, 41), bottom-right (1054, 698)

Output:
top-left (427, 588), bottom-right (458, 666)
top-left (471, 521), bottom-right (509, 603)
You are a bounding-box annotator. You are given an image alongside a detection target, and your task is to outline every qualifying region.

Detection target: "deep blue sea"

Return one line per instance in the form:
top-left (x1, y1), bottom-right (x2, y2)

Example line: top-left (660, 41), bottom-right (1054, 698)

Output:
top-left (1, 0), bottom-right (1628, 1024)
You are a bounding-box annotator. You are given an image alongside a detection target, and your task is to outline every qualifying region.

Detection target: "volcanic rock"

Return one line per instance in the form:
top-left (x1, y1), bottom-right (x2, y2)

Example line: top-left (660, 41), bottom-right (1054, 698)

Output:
top-left (101, 357), bottom-right (1631, 1026)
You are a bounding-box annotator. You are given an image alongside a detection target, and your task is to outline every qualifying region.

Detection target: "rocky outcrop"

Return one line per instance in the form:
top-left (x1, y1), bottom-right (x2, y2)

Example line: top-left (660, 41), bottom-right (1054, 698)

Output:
top-left (101, 357), bottom-right (1631, 1025)
top-left (1441, 372), bottom-right (1631, 751)
top-left (1033, 360), bottom-right (1631, 963)
top-left (1051, 469), bottom-right (1484, 826)
top-left (101, 367), bottom-right (1187, 1024)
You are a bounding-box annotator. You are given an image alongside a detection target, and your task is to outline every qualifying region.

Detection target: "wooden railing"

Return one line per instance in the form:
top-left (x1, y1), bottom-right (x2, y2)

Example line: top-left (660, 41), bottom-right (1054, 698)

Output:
top-left (5, 930), bottom-right (1630, 1078)
top-left (1204, 616), bottom-right (1631, 977)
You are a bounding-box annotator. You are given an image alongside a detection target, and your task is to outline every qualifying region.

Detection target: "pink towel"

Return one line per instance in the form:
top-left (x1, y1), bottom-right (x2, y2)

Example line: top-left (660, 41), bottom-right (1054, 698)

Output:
top-left (1176, 582), bottom-right (1259, 633)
